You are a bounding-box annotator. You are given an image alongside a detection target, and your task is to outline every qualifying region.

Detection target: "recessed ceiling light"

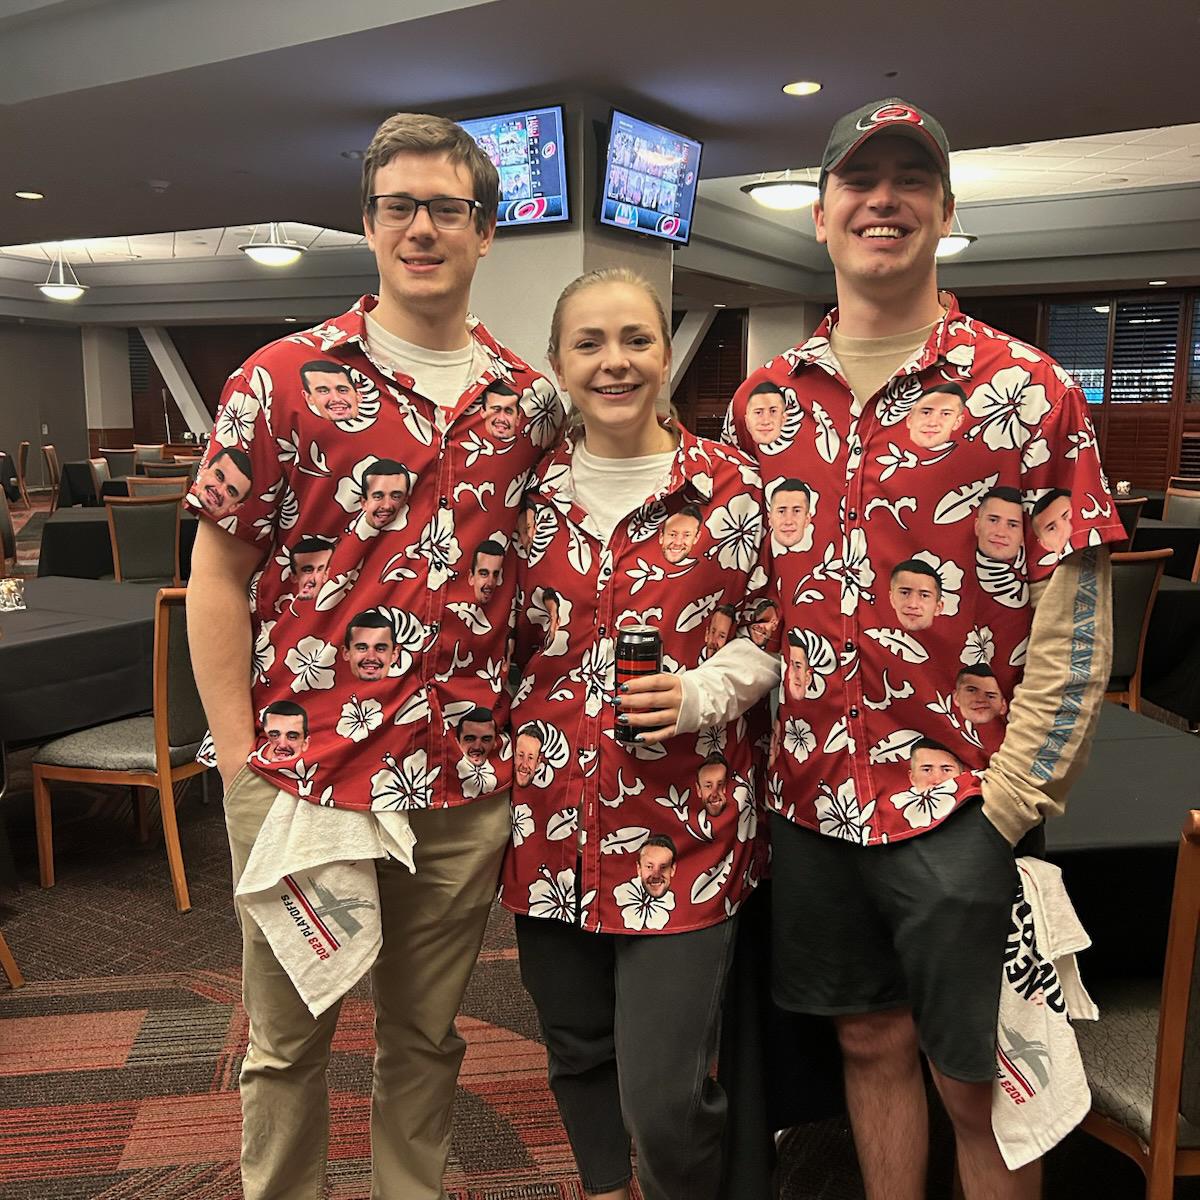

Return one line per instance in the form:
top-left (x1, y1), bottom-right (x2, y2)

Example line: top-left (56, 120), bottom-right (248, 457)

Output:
top-left (782, 80), bottom-right (822, 97)
top-left (15, 190), bottom-right (44, 201)
top-left (1148, 279), bottom-right (1167, 286)
top-left (935, 233), bottom-right (978, 259)
top-left (284, 316), bottom-right (298, 322)
top-left (740, 175), bottom-right (819, 209)
top-left (713, 303), bottom-right (727, 308)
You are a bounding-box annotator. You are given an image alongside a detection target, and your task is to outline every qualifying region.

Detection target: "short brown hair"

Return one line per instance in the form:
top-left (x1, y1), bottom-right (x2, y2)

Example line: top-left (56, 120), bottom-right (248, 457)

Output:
top-left (361, 112), bottom-right (499, 233)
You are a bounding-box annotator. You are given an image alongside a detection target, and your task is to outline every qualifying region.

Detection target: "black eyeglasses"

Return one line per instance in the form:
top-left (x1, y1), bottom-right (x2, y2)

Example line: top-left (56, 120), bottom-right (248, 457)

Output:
top-left (368, 194), bottom-right (482, 230)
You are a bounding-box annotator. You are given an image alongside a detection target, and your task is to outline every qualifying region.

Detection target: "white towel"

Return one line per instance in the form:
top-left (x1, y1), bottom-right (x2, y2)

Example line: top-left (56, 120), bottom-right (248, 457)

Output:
top-left (992, 857), bottom-right (1097, 1170)
top-left (235, 790), bottom-right (416, 1018)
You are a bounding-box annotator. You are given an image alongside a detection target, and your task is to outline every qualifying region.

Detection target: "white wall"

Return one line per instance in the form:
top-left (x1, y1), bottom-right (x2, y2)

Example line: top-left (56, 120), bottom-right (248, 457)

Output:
top-left (746, 302), bottom-right (827, 371)
top-left (81, 326), bottom-right (132, 429)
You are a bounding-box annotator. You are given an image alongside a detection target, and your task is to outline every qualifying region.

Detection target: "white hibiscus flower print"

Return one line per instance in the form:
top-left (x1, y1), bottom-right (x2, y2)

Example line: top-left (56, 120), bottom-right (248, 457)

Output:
top-left (511, 802), bottom-right (535, 847)
top-left (528, 864), bottom-right (594, 923)
top-left (527, 586), bottom-right (573, 657)
top-left (960, 625), bottom-right (995, 666)
top-left (911, 550), bottom-right (963, 617)
top-left (814, 779), bottom-right (875, 844)
top-left (370, 749), bottom-right (441, 811)
top-left (214, 389), bottom-right (260, 446)
top-left (409, 508), bottom-right (462, 591)
top-left (944, 343), bottom-right (975, 373)
top-left (704, 494), bottom-right (762, 572)
top-left (613, 875), bottom-right (676, 931)
top-left (570, 637), bottom-right (614, 718)
top-left (251, 619), bottom-right (276, 683)
top-left (964, 366), bottom-right (1051, 451)
top-left (889, 781), bottom-right (958, 830)
top-left (783, 717), bottom-right (817, 763)
top-left (874, 373), bottom-right (924, 427)
top-left (835, 529), bottom-right (876, 616)
top-left (284, 636), bottom-right (337, 693)
top-left (695, 724), bottom-right (727, 759)
top-left (457, 754), bottom-right (498, 799)
top-left (336, 695), bottom-right (384, 742)
top-left (520, 378), bottom-right (564, 448)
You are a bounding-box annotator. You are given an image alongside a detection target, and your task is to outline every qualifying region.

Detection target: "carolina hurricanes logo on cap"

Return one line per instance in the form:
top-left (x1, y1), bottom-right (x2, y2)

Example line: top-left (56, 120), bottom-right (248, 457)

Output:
top-left (856, 103), bottom-right (923, 131)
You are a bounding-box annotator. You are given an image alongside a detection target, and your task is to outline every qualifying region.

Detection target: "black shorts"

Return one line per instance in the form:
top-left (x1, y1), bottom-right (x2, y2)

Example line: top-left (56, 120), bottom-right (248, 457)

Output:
top-left (771, 802), bottom-right (1017, 1083)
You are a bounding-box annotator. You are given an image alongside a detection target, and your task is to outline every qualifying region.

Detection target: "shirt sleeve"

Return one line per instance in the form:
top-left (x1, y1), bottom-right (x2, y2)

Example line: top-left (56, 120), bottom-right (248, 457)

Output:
top-left (1020, 377), bottom-right (1125, 585)
top-left (979, 544), bottom-right (1112, 843)
top-left (676, 639), bottom-right (782, 734)
top-left (185, 353), bottom-right (284, 547)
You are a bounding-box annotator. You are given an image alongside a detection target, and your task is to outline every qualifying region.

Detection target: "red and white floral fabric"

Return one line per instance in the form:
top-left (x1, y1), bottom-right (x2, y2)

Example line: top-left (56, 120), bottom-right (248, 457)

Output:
top-left (499, 425), bottom-right (769, 934)
top-left (186, 295), bottom-right (565, 811)
top-left (725, 294), bottom-right (1125, 846)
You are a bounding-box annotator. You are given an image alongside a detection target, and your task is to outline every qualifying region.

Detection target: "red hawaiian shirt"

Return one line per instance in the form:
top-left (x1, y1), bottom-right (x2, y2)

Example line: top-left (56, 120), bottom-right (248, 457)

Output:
top-left (725, 294), bottom-right (1124, 846)
top-left (186, 295), bottom-right (565, 811)
top-left (499, 424), bottom-right (769, 935)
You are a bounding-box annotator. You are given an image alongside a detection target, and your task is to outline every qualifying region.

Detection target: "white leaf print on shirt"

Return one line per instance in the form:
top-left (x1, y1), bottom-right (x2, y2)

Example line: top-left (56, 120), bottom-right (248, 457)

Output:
top-left (863, 627), bottom-right (929, 664)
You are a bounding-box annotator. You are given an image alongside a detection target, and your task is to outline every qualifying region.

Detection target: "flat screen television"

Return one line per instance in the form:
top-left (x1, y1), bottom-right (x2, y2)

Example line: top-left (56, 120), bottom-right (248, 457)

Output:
top-left (458, 104), bottom-right (570, 228)
top-left (598, 109), bottom-right (703, 246)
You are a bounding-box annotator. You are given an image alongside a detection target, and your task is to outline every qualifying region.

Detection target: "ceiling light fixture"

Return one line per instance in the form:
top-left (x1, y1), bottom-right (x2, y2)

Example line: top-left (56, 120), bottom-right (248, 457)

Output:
top-left (239, 221), bottom-right (305, 268)
top-left (935, 210), bottom-right (978, 259)
top-left (1148, 279), bottom-right (1167, 286)
top-left (38, 243), bottom-right (88, 302)
top-left (740, 170), bottom-right (819, 210)
top-left (782, 80), bottom-right (822, 97)
top-left (15, 190), bottom-right (44, 201)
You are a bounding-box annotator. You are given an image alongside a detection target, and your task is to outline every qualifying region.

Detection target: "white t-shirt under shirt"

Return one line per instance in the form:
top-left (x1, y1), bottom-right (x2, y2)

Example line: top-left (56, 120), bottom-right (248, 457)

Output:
top-left (364, 313), bottom-right (491, 428)
top-left (570, 437), bottom-right (781, 733)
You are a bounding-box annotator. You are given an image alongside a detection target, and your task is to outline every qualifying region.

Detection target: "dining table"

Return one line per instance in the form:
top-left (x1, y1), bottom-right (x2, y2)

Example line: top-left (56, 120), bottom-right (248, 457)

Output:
top-left (54, 460), bottom-right (102, 507)
top-left (1131, 516), bottom-right (1200, 580)
top-left (0, 449), bottom-right (18, 502)
top-left (1141, 575), bottom-right (1200, 727)
top-left (37, 507), bottom-right (198, 580)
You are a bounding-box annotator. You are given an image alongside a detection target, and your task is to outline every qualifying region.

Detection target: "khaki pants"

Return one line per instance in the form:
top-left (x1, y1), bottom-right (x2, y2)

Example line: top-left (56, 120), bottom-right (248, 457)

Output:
top-left (223, 767), bottom-right (511, 1200)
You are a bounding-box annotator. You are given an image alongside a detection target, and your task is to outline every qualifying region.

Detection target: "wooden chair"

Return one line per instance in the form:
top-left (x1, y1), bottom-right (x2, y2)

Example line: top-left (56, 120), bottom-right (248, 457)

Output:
top-left (86, 457), bottom-right (111, 506)
top-left (32, 588), bottom-right (207, 912)
top-left (41, 443), bottom-right (61, 512)
top-left (16, 440), bottom-right (31, 509)
top-left (132, 443), bottom-right (165, 472)
top-left (1075, 810), bottom-right (1200, 1199)
top-left (1107, 548), bottom-right (1172, 712)
top-left (1114, 496), bottom-right (1148, 552)
top-left (0, 928), bottom-right (23, 989)
top-left (1163, 487), bottom-right (1200, 524)
top-left (99, 447), bottom-right (137, 478)
top-left (1167, 476), bottom-right (1200, 492)
top-left (105, 495), bottom-right (182, 586)
top-left (127, 475), bottom-right (189, 498)
top-left (144, 460), bottom-right (193, 479)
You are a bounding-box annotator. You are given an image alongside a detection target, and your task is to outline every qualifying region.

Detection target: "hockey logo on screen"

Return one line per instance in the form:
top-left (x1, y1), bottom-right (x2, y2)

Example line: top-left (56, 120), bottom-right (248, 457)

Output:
top-left (506, 196), bottom-right (549, 222)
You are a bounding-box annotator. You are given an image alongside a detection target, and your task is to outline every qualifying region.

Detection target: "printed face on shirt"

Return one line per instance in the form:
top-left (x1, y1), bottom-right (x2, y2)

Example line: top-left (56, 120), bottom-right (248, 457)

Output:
top-left (908, 746), bottom-right (962, 791)
top-left (746, 389), bottom-right (786, 445)
top-left (889, 569), bottom-right (943, 632)
top-left (514, 732), bottom-right (542, 787)
top-left (697, 760), bottom-right (729, 816)
top-left (638, 844), bottom-right (676, 898)
top-left (196, 450), bottom-right (252, 520)
top-left (975, 497), bottom-right (1024, 562)
top-left (469, 550), bottom-right (505, 605)
top-left (458, 717), bottom-right (496, 766)
top-left (1033, 494), bottom-right (1073, 556)
top-left (343, 623), bottom-right (400, 681)
top-left (302, 366), bottom-right (359, 421)
top-left (360, 472), bottom-right (409, 529)
top-left (905, 392), bottom-right (964, 448)
top-left (291, 547), bottom-right (333, 600)
top-left (483, 388), bottom-right (518, 440)
top-left (545, 595), bottom-right (561, 646)
top-left (660, 511), bottom-right (701, 564)
top-left (769, 486), bottom-right (811, 547)
top-left (749, 602), bottom-right (780, 649)
top-left (704, 609), bottom-right (734, 655)
top-left (786, 643), bottom-right (813, 703)
top-left (517, 507), bottom-right (535, 552)
top-left (954, 672), bottom-right (1008, 726)
top-left (263, 712), bottom-right (309, 762)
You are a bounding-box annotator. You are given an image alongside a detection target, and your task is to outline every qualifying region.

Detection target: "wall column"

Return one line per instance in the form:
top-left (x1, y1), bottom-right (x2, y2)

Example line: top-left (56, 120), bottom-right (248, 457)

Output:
top-left (81, 326), bottom-right (133, 453)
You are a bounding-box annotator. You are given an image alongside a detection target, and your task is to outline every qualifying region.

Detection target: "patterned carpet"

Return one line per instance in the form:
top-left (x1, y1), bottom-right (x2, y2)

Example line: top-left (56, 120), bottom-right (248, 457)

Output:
top-left (11, 496), bottom-right (51, 576)
top-left (0, 752), bottom-right (1195, 1199)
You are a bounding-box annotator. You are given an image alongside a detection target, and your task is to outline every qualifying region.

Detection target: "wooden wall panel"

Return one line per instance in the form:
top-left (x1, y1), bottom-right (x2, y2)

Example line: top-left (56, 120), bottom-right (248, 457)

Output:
top-left (674, 309), bottom-right (747, 439)
top-left (1101, 405), bottom-right (1175, 489)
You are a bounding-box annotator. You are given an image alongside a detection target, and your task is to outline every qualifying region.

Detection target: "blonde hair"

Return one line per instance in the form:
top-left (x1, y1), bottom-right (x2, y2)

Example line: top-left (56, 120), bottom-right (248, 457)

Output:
top-left (547, 268), bottom-right (672, 363)
top-left (361, 113), bottom-right (499, 233)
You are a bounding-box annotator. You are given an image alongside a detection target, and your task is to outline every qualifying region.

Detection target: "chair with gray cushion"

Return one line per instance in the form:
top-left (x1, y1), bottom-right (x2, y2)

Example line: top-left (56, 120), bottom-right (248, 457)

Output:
top-left (1107, 548), bottom-right (1172, 712)
top-left (1075, 809), bottom-right (1200, 1198)
top-left (127, 475), bottom-right (189, 498)
top-left (133, 443), bottom-right (164, 471)
top-left (86, 457), bottom-right (111, 506)
top-left (32, 588), bottom-right (206, 911)
top-left (105, 495), bottom-right (181, 586)
top-left (41, 443), bottom-right (61, 512)
top-left (99, 447), bottom-right (137, 478)
top-left (144, 460), bottom-right (191, 479)
top-left (16, 440), bottom-right (31, 509)
top-left (1164, 488), bottom-right (1200, 525)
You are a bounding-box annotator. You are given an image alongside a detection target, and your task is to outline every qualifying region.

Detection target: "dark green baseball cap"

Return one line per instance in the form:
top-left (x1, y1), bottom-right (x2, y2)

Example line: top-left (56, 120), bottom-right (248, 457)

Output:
top-left (819, 98), bottom-right (950, 192)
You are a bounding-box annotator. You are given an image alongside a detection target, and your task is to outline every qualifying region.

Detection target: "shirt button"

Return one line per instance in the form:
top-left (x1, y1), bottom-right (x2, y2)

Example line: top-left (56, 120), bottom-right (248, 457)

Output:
top-left (848, 510), bottom-right (857, 521)
top-left (439, 497), bottom-right (448, 508)
top-left (844, 640), bottom-right (854, 652)
top-left (598, 625), bottom-right (606, 635)
top-left (849, 707), bottom-right (860, 719)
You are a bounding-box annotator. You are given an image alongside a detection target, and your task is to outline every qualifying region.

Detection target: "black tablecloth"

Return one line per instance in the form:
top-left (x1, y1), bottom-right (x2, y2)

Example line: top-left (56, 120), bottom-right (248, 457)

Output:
top-left (1137, 488), bottom-right (1166, 521)
top-left (1131, 517), bottom-right (1200, 580)
top-left (0, 450), bottom-right (17, 502)
top-left (37, 507), bottom-right (197, 579)
top-left (1141, 576), bottom-right (1200, 723)
top-left (56, 460), bottom-right (100, 507)
top-left (100, 477), bottom-right (131, 500)
top-left (0, 577), bottom-right (159, 742)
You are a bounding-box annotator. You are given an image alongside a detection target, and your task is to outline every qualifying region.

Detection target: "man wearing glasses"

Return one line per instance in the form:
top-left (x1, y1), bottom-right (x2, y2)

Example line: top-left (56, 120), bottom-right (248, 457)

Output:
top-left (187, 112), bottom-right (564, 1199)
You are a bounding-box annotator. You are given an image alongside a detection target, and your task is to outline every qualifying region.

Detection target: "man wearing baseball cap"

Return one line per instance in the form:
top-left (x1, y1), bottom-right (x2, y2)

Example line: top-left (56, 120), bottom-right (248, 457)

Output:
top-left (726, 99), bottom-right (1122, 1199)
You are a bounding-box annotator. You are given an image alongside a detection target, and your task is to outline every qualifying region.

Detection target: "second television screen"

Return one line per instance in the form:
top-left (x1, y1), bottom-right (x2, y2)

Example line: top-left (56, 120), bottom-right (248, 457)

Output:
top-left (459, 105), bottom-right (569, 227)
top-left (600, 109), bottom-right (702, 246)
